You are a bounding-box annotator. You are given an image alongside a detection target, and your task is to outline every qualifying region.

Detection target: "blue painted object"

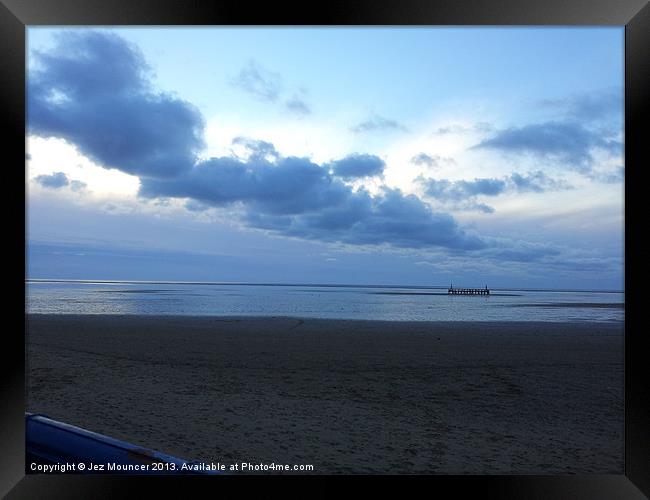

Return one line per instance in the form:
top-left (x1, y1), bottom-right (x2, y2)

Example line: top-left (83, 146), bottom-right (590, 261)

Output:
top-left (26, 413), bottom-right (219, 474)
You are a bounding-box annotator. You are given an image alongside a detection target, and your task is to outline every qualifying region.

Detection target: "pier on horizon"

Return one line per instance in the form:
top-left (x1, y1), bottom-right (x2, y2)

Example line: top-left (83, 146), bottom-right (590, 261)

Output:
top-left (447, 284), bottom-right (490, 296)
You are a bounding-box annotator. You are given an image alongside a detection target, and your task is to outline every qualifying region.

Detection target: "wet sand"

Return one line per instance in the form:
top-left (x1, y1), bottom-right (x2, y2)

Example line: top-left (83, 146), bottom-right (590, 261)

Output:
top-left (26, 314), bottom-right (623, 474)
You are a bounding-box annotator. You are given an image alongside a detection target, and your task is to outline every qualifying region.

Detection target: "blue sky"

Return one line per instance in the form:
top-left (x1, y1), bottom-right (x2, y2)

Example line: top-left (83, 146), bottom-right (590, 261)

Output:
top-left (26, 27), bottom-right (624, 289)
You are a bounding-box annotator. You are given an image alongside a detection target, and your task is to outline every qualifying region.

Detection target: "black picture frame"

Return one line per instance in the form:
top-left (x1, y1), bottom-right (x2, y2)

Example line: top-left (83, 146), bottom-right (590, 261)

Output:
top-left (2, 0), bottom-right (648, 497)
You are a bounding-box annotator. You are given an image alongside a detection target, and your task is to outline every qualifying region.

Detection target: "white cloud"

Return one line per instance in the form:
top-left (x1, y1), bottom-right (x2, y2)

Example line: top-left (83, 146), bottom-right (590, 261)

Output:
top-left (27, 136), bottom-right (140, 198)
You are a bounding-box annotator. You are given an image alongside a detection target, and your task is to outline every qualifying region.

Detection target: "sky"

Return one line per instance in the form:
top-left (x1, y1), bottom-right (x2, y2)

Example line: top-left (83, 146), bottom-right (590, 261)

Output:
top-left (25, 27), bottom-right (624, 289)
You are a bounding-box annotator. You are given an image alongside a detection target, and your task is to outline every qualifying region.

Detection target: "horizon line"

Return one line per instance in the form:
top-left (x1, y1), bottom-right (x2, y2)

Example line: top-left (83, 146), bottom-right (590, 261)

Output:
top-left (25, 278), bottom-right (625, 294)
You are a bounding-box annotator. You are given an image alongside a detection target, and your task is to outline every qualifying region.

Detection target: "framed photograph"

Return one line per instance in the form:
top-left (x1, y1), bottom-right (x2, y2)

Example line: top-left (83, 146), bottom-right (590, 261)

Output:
top-left (2, 0), bottom-right (648, 497)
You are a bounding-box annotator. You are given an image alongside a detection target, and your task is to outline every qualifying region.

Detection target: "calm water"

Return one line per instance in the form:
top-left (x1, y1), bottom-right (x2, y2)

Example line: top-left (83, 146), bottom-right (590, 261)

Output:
top-left (26, 281), bottom-right (624, 323)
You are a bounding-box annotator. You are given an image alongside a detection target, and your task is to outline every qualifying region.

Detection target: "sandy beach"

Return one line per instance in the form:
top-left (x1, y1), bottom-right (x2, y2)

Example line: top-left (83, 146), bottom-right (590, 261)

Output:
top-left (26, 314), bottom-right (623, 474)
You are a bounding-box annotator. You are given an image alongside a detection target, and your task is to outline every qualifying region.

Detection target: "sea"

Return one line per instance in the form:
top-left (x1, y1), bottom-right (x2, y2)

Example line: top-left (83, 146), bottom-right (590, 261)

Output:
top-left (26, 280), bottom-right (624, 323)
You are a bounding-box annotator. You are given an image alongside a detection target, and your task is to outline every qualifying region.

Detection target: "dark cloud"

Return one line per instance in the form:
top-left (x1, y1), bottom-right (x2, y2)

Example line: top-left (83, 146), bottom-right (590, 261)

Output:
top-left (329, 154), bottom-right (385, 179)
top-left (285, 95), bottom-right (311, 115)
top-left (141, 155), bottom-right (349, 216)
top-left (419, 171), bottom-right (571, 213)
top-left (140, 154), bottom-right (484, 251)
top-left (240, 187), bottom-right (486, 250)
top-left (34, 172), bottom-right (70, 189)
top-left (231, 60), bottom-right (282, 101)
top-left (28, 31), bottom-right (205, 178)
top-left (473, 121), bottom-right (621, 171)
top-left (351, 115), bottom-right (408, 134)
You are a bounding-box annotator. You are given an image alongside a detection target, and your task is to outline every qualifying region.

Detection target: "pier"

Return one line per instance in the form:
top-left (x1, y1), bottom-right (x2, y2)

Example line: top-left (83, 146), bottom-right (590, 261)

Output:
top-left (448, 284), bottom-right (490, 296)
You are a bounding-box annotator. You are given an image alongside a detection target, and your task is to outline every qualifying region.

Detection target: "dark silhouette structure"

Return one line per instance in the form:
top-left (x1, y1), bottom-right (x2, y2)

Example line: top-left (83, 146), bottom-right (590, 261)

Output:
top-left (448, 284), bottom-right (490, 296)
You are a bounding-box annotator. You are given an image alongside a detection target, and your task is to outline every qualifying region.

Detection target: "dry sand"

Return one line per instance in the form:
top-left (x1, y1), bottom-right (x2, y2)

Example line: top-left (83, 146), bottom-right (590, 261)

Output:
top-left (26, 314), bottom-right (623, 474)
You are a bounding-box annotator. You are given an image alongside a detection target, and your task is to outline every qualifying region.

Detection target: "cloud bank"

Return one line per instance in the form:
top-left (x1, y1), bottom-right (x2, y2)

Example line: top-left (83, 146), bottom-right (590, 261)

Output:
top-left (27, 30), bottom-right (618, 273)
top-left (140, 149), bottom-right (485, 251)
top-left (28, 31), bottom-right (485, 253)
